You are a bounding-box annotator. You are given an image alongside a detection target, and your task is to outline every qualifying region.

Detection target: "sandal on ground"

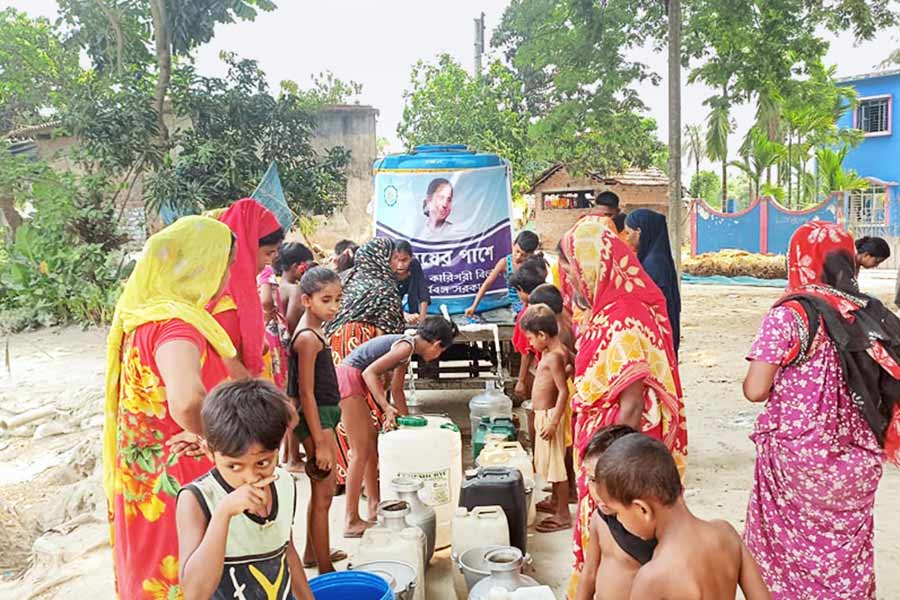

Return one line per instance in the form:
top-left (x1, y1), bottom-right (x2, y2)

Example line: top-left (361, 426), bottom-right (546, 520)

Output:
top-left (303, 548), bottom-right (349, 568)
top-left (535, 515), bottom-right (572, 533)
top-left (343, 521), bottom-right (375, 539)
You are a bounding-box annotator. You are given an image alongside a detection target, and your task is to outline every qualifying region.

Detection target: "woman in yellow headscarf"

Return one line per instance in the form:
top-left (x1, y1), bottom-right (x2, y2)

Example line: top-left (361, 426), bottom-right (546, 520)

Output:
top-left (104, 216), bottom-right (236, 599)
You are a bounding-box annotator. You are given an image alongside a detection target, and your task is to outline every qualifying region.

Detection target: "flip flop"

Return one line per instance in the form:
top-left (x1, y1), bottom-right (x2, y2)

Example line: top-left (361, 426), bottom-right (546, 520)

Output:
top-left (535, 516), bottom-right (572, 533)
top-left (536, 498), bottom-right (556, 514)
top-left (303, 548), bottom-right (349, 568)
top-left (343, 521), bottom-right (375, 539)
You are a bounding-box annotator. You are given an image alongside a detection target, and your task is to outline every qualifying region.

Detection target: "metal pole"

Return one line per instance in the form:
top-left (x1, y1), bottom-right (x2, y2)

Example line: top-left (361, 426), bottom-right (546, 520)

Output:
top-left (474, 12), bottom-right (485, 75)
top-left (667, 0), bottom-right (683, 278)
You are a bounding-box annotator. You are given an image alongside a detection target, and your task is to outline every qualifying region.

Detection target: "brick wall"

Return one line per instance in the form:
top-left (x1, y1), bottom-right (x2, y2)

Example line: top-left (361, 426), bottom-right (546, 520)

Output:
top-left (531, 168), bottom-right (669, 249)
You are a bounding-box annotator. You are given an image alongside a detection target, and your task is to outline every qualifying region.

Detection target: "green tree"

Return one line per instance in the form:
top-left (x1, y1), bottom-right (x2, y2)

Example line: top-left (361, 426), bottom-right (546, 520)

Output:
top-left (281, 71), bottom-right (363, 110)
top-left (57, 0), bottom-right (277, 141)
top-left (145, 55), bottom-right (350, 217)
top-left (705, 100), bottom-right (732, 208)
top-left (492, 0), bottom-right (666, 175)
top-left (689, 170), bottom-right (720, 202)
top-left (0, 8), bottom-right (80, 133)
top-left (683, 124), bottom-right (705, 186)
top-left (731, 127), bottom-right (784, 201)
top-left (398, 55), bottom-right (532, 194)
top-left (816, 146), bottom-right (869, 195)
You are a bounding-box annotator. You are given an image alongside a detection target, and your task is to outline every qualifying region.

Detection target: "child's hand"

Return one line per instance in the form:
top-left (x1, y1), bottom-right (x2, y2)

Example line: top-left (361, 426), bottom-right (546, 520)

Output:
top-left (314, 443), bottom-right (334, 473)
top-left (220, 475), bottom-right (277, 518)
top-left (167, 431), bottom-right (208, 460)
top-left (540, 419), bottom-right (559, 441)
top-left (382, 405), bottom-right (399, 431)
top-left (464, 305), bottom-right (476, 317)
top-left (514, 381), bottom-right (527, 400)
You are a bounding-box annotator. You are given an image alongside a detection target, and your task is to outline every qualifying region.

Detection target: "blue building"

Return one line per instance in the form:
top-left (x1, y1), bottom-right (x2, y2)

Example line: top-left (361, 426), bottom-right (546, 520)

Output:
top-left (836, 69), bottom-right (900, 240)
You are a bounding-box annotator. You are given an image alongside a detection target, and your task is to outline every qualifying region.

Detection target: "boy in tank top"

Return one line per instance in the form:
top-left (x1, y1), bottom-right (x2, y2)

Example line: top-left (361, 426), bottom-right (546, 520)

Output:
top-left (176, 379), bottom-right (313, 600)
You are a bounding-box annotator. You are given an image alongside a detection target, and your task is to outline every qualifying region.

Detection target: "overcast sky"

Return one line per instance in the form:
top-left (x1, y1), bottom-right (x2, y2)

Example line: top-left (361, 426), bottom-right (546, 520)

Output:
top-left (5, 0), bottom-right (898, 182)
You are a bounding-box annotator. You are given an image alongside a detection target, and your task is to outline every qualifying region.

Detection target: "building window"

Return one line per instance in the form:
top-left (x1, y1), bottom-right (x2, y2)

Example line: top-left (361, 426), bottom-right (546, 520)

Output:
top-left (848, 186), bottom-right (886, 225)
top-left (856, 97), bottom-right (891, 134)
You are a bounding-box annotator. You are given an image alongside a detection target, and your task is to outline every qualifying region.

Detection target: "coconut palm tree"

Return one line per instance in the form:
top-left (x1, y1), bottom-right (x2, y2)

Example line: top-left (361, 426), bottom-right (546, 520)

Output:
top-left (731, 126), bottom-right (785, 201)
top-left (683, 124), bottom-right (705, 190)
top-left (816, 145), bottom-right (868, 195)
top-left (706, 100), bottom-right (732, 209)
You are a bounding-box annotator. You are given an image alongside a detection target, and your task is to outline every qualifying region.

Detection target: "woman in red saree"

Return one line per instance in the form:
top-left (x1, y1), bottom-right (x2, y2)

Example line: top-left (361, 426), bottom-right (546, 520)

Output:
top-left (557, 215), bottom-right (688, 597)
top-left (104, 216), bottom-right (237, 598)
top-left (211, 198), bottom-right (285, 379)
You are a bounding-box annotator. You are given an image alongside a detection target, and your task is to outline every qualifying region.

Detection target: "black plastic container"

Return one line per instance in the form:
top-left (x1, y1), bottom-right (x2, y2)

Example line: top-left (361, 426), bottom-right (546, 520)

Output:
top-left (458, 466), bottom-right (527, 553)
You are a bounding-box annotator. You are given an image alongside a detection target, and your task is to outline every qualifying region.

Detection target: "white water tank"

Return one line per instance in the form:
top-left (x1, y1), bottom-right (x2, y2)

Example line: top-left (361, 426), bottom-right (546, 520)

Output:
top-left (379, 414), bottom-right (463, 549)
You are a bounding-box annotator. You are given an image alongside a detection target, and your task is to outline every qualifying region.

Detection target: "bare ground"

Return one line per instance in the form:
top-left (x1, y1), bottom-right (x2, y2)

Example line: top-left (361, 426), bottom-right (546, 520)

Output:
top-left (1, 276), bottom-right (899, 599)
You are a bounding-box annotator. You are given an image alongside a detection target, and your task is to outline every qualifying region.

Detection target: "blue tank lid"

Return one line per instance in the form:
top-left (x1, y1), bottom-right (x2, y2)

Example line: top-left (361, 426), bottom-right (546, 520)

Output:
top-left (374, 144), bottom-right (507, 171)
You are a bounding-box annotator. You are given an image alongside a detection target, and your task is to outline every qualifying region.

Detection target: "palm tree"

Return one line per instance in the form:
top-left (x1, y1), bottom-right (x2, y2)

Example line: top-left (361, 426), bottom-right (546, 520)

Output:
top-left (706, 100), bottom-right (732, 209)
top-left (816, 145), bottom-right (868, 195)
top-left (683, 124), bottom-right (705, 192)
top-left (731, 126), bottom-right (785, 201)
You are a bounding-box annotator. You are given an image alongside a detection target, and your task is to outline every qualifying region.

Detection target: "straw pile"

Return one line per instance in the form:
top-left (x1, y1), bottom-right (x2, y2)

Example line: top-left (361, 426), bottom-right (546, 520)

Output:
top-left (684, 250), bottom-right (787, 279)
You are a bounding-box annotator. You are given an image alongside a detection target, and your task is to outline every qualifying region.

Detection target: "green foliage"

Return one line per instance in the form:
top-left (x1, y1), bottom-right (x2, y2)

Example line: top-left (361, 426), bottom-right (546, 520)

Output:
top-left (816, 146), bottom-right (869, 195)
top-left (689, 170), bottom-right (720, 202)
top-left (0, 150), bottom-right (129, 330)
top-left (56, 0), bottom-right (277, 73)
top-left (144, 54), bottom-right (350, 217)
top-left (683, 124), bottom-right (705, 181)
top-left (491, 0), bottom-right (666, 176)
top-left (398, 55), bottom-right (532, 195)
top-left (0, 8), bottom-right (80, 133)
top-left (281, 71), bottom-right (363, 110)
top-left (732, 127), bottom-right (785, 199)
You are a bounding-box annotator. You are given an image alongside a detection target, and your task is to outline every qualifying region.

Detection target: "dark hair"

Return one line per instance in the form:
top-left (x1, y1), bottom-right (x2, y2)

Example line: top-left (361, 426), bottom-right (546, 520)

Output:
top-left (278, 242), bottom-right (314, 272)
top-left (612, 213), bottom-right (627, 233)
top-left (423, 178), bottom-right (453, 216)
top-left (855, 236), bottom-right (891, 260)
top-left (394, 239), bottom-right (414, 257)
top-left (519, 304), bottom-right (558, 336)
top-left (529, 284), bottom-right (564, 315)
top-left (418, 316), bottom-right (459, 348)
top-left (509, 264), bottom-right (546, 295)
top-left (202, 379), bottom-right (293, 456)
top-left (596, 434), bottom-right (682, 506)
top-left (595, 191), bottom-right (620, 209)
top-left (334, 239), bottom-right (358, 256)
top-left (583, 424), bottom-right (637, 462)
top-left (259, 227), bottom-right (286, 247)
top-left (514, 230), bottom-right (540, 253)
top-left (300, 266), bottom-right (341, 296)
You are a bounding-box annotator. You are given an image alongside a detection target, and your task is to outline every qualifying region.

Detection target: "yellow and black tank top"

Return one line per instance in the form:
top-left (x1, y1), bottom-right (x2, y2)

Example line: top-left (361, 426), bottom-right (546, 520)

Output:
top-left (180, 466), bottom-right (296, 600)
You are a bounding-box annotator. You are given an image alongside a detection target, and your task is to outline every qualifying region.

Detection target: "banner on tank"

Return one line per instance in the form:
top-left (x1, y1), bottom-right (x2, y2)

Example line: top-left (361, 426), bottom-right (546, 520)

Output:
top-left (374, 164), bottom-right (514, 315)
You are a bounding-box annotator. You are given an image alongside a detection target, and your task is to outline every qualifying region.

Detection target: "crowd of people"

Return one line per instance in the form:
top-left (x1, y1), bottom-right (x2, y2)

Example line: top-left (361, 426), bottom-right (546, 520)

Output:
top-left (101, 194), bottom-right (900, 600)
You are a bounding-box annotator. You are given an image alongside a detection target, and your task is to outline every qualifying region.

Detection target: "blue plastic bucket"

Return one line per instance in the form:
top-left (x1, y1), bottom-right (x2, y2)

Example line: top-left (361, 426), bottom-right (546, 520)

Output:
top-left (308, 571), bottom-right (394, 599)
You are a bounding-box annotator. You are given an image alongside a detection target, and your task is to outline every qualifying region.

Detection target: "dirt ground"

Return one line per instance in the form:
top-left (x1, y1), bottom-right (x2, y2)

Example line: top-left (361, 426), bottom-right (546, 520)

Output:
top-left (1, 275), bottom-right (899, 599)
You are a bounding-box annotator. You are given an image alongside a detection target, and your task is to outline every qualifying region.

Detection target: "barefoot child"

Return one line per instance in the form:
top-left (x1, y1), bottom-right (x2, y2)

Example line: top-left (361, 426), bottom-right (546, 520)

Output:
top-left (596, 434), bottom-right (770, 600)
top-left (465, 230), bottom-right (540, 316)
top-left (510, 258), bottom-right (550, 400)
top-left (527, 284), bottom-right (578, 511)
top-left (279, 242), bottom-right (316, 335)
top-left (276, 242), bottom-right (315, 473)
top-left (176, 379), bottom-right (313, 600)
top-left (336, 316), bottom-right (458, 537)
top-left (520, 304), bottom-right (572, 533)
top-left (573, 425), bottom-right (647, 600)
top-left (287, 267), bottom-right (346, 573)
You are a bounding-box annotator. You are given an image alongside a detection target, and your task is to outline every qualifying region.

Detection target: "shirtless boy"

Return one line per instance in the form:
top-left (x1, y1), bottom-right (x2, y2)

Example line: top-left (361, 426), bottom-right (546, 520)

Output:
top-left (574, 425), bottom-right (649, 600)
top-left (595, 434), bottom-right (770, 600)
top-left (520, 303), bottom-right (571, 533)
